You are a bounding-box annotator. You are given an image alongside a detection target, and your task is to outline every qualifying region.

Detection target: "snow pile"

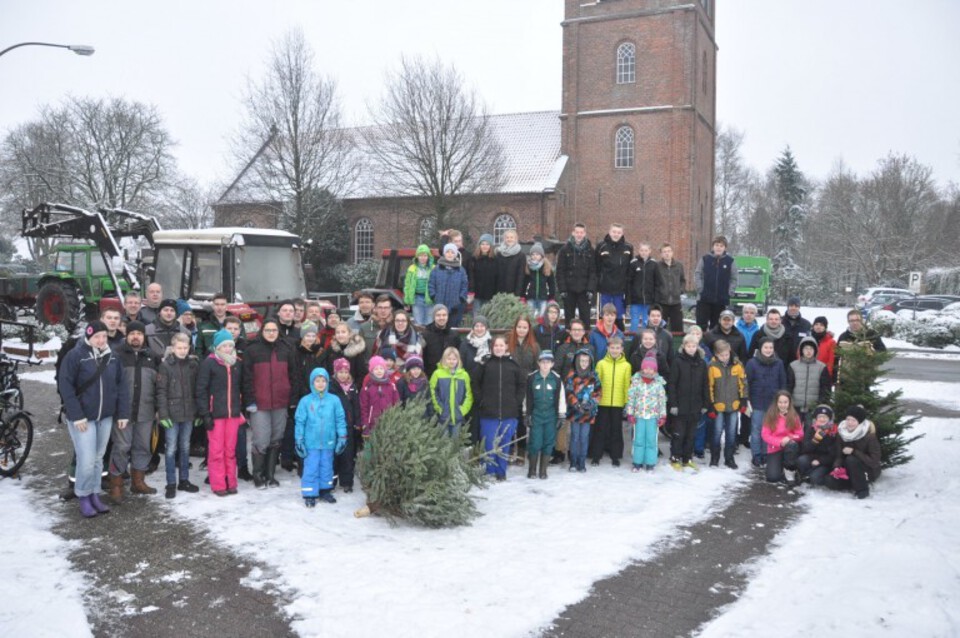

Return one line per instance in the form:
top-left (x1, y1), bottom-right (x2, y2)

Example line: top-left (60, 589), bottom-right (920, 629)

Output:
top-left (162, 457), bottom-right (748, 637)
top-left (871, 309), bottom-right (960, 349)
top-left (696, 416), bottom-right (960, 637)
top-left (0, 481), bottom-right (91, 637)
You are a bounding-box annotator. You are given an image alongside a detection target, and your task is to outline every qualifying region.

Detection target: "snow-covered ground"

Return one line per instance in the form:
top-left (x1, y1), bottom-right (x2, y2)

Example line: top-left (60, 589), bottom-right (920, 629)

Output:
top-left (696, 416), bottom-right (960, 637)
top-left (160, 455), bottom-right (748, 638)
top-left (0, 479), bottom-right (91, 637)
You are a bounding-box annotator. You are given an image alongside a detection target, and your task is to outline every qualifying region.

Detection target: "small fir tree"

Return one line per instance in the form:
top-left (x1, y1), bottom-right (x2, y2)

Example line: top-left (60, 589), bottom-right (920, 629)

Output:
top-left (481, 292), bottom-right (528, 330)
top-left (833, 339), bottom-right (922, 469)
top-left (355, 398), bottom-right (487, 528)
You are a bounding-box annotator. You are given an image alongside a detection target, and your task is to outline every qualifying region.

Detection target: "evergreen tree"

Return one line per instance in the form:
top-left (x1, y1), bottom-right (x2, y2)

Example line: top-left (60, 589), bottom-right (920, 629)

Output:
top-left (771, 147), bottom-right (813, 298)
top-left (833, 339), bottom-right (922, 469)
top-left (355, 398), bottom-right (487, 528)
top-left (480, 293), bottom-right (528, 330)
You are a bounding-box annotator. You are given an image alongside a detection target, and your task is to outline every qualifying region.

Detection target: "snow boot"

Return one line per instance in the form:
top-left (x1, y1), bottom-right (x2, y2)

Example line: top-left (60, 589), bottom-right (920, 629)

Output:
top-left (108, 474), bottom-right (124, 504)
top-left (78, 495), bottom-right (98, 518)
top-left (165, 484), bottom-right (177, 499)
top-left (320, 490), bottom-right (337, 504)
top-left (725, 458), bottom-right (738, 470)
top-left (709, 455), bottom-right (719, 468)
top-left (549, 450), bottom-right (564, 466)
top-left (130, 469), bottom-right (157, 495)
top-left (89, 492), bottom-right (111, 514)
top-left (538, 454), bottom-right (548, 479)
top-left (178, 480), bottom-right (200, 493)
top-left (252, 452), bottom-right (267, 489)
top-left (527, 455), bottom-right (538, 479)
top-left (265, 447), bottom-right (281, 487)
top-left (237, 465), bottom-right (253, 482)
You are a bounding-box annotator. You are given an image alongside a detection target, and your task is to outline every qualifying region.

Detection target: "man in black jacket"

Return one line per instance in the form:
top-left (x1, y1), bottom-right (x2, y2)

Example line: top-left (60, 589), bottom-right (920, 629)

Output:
top-left (627, 241), bottom-right (658, 333)
top-left (595, 223), bottom-right (633, 330)
top-left (694, 236), bottom-right (737, 331)
top-left (748, 308), bottom-right (796, 364)
top-left (422, 304), bottom-right (461, 378)
top-left (704, 310), bottom-right (748, 363)
top-left (555, 223), bottom-right (597, 325)
top-left (655, 243), bottom-right (687, 333)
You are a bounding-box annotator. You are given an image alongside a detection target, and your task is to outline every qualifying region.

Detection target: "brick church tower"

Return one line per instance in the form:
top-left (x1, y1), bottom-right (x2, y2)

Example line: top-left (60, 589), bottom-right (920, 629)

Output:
top-left (560, 0), bottom-right (716, 264)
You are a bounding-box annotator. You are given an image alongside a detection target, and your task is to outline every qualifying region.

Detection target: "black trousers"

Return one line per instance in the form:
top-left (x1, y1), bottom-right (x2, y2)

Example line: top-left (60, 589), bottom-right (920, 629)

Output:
top-left (590, 406), bottom-right (624, 462)
top-left (765, 440), bottom-right (799, 482)
top-left (738, 412), bottom-right (751, 446)
top-left (696, 301), bottom-right (725, 331)
top-left (670, 413), bottom-right (699, 462)
top-left (796, 454), bottom-right (830, 485)
top-left (334, 426), bottom-right (358, 489)
top-left (563, 291), bottom-right (593, 325)
top-left (825, 454), bottom-right (880, 494)
top-left (660, 303), bottom-right (685, 334)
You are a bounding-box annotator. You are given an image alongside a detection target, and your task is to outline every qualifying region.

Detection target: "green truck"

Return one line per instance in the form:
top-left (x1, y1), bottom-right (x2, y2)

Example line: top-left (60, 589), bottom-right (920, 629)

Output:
top-left (731, 255), bottom-right (772, 314)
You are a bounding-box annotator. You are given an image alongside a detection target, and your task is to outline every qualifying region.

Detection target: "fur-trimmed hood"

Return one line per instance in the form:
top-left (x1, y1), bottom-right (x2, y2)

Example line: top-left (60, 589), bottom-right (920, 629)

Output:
top-left (331, 333), bottom-right (366, 359)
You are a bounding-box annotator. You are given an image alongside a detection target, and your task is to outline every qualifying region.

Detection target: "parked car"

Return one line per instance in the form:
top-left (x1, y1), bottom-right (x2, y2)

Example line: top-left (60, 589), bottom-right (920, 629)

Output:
top-left (880, 295), bottom-right (957, 318)
top-left (857, 287), bottom-right (913, 308)
top-left (862, 292), bottom-right (915, 319)
top-left (940, 301), bottom-right (960, 316)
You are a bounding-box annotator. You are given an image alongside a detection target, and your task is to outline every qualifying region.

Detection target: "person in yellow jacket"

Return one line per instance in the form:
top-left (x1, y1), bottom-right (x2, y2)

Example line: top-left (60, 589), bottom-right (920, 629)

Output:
top-left (706, 339), bottom-right (749, 469)
top-left (591, 336), bottom-right (632, 467)
top-left (429, 347), bottom-right (473, 436)
top-left (404, 244), bottom-right (435, 326)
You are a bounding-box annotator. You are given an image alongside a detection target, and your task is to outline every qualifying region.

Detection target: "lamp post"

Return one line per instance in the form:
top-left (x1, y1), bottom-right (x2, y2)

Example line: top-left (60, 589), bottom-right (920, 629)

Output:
top-left (0, 42), bottom-right (95, 59)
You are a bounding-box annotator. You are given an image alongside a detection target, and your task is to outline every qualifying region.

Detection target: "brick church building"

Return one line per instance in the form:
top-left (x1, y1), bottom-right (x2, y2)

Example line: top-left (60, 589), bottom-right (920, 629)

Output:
top-left (215, 0), bottom-right (716, 267)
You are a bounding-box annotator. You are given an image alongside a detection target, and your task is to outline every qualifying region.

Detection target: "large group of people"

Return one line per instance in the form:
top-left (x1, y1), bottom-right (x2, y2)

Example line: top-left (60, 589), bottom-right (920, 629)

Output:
top-left (55, 223), bottom-right (889, 517)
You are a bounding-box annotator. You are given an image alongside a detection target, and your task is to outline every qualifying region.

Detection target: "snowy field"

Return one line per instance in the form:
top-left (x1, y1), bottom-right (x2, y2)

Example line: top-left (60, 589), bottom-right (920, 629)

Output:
top-left (696, 416), bottom-right (960, 637)
top-left (0, 479), bottom-right (92, 638)
top-left (160, 456), bottom-right (748, 637)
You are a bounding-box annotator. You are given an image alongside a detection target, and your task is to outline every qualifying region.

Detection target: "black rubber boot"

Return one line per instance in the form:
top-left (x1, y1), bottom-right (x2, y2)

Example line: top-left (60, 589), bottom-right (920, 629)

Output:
top-left (251, 452), bottom-right (267, 489)
top-left (538, 453), bottom-right (549, 479)
top-left (527, 455), bottom-right (538, 479)
top-left (265, 447), bottom-right (280, 487)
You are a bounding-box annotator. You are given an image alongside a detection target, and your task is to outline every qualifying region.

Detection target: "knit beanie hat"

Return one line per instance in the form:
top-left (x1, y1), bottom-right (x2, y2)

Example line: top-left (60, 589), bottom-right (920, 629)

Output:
top-left (213, 329), bottom-right (234, 349)
top-left (300, 320), bottom-right (319, 336)
top-left (473, 315), bottom-right (489, 330)
top-left (812, 404), bottom-right (834, 421)
top-left (404, 355), bottom-right (424, 371)
top-left (529, 242), bottom-right (545, 257)
top-left (159, 298), bottom-right (178, 312)
top-left (176, 299), bottom-right (193, 317)
top-left (478, 233), bottom-right (495, 246)
top-left (85, 320), bottom-right (107, 338)
top-left (125, 320), bottom-right (146, 335)
top-left (640, 353), bottom-right (658, 372)
top-left (443, 243), bottom-right (459, 257)
top-left (845, 405), bottom-right (868, 424)
top-left (333, 358), bottom-right (351, 374)
top-left (368, 355), bottom-right (387, 371)
top-left (813, 316), bottom-right (828, 328)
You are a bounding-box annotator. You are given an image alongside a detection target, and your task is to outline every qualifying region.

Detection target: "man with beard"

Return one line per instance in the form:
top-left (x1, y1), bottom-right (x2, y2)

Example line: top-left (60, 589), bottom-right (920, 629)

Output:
top-left (361, 295), bottom-right (393, 357)
top-left (748, 308), bottom-right (796, 364)
top-left (704, 310), bottom-right (748, 364)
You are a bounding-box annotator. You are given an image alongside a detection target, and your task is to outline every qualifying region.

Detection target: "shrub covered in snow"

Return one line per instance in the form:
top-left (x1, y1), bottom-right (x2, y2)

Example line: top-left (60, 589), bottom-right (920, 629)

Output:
top-left (869, 310), bottom-right (897, 337)
top-left (876, 309), bottom-right (960, 348)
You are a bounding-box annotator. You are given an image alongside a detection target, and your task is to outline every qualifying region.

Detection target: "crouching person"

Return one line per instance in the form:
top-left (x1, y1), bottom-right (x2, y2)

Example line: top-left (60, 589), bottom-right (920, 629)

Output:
top-left (761, 390), bottom-right (804, 483)
top-left (157, 333), bottom-right (201, 499)
top-left (825, 405), bottom-right (881, 499)
top-left (196, 330), bottom-right (244, 496)
top-left (295, 368), bottom-right (348, 507)
top-left (796, 404), bottom-right (839, 486)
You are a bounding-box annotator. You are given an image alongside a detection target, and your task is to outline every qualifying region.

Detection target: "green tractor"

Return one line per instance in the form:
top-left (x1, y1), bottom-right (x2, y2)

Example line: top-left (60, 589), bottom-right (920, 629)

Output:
top-left (34, 244), bottom-right (133, 329)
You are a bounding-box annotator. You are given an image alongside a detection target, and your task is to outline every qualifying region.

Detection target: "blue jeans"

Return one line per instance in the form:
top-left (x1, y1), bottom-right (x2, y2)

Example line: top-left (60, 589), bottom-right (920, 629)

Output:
top-left (301, 448), bottom-right (334, 497)
top-left (712, 412), bottom-right (738, 461)
top-left (527, 299), bottom-right (546, 318)
top-left (631, 417), bottom-right (659, 467)
top-left (67, 416), bottom-right (113, 497)
top-left (599, 294), bottom-right (625, 320)
top-left (750, 409), bottom-right (767, 463)
top-left (164, 421), bottom-right (193, 485)
top-left (448, 305), bottom-right (463, 328)
top-left (413, 295), bottom-right (432, 326)
top-left (569, 421), bottom-right (590, 468)
top-left (629, 304), bottom-right (650, 333)
top-left (694, 411), bottom-right (710, 455)
top-left (479, 417), bottom-right (517, 478)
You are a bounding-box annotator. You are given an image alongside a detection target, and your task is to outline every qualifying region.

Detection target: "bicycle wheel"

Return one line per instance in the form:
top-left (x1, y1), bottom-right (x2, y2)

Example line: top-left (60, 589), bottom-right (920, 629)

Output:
top-left (0, 412), bottom-right (33, 477)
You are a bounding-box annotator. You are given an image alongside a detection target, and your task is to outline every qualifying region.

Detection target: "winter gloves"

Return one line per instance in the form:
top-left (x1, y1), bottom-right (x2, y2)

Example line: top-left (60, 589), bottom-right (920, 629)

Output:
top-left (830, 466), bottom-right (849, 481)
top-left (160, 419), bottom-right (174, 429)
top-left (296, 437), bottom-right (347, 457)
top-left (246, 403), bottom-right (258, 413)
top-left (296, 441), bottom-right (306, 458)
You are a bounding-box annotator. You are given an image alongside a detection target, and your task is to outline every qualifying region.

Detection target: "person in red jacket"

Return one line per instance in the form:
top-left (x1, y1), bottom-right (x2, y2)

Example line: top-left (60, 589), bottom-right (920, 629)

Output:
top-left (242, 319), bottom-right (294, 489)
top-left (811, 316), bottom-right (837, 380)
top-left (358, 355), bottom-right (400, 438)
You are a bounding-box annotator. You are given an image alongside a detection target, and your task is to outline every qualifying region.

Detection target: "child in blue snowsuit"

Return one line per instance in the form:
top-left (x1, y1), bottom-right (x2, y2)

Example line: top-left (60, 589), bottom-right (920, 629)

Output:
top-left (295, 368), bottom-right (348, 507)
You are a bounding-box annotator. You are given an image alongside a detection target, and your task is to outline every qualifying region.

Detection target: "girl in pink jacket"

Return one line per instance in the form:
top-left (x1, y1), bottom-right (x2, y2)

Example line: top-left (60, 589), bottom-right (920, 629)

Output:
top-left (359, 355), bottom-right (400, 438)
top-left (761, 390), bottom-right (804, 484)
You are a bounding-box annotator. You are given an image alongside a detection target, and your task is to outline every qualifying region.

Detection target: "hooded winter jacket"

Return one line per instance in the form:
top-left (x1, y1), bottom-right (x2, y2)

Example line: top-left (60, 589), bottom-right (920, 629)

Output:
top-left (555, 335), bottom-right (594, 380)
top-left (707, 356), bottom-right (748, 412)
top-left (655, 260), bottom-right (686, 306)
top-left (596, 351), bottom-right (632, 408)
top-left (423, 321), bottom-right (462, 377)
top-left (470, 253), bottom-right (498, 301)
top-left (58, 340), bottom-right (130, 423)
top-left (555, 237), bottom-right (597, 294)
top-left (627, 256), bottom-right (658, 306)
top-left (745, 353), bottom-right (787, 411)
top-left (157, 352), bottom-right (199, 422)
top-left (787, 336), bottom-right (831, 412)
top-left (116, 342), bottom-right (160, 422)
top-left (196, 353), bottom-right (243, 419)
top-left (358, 373), bottom-right (400, 436)
top-left (595, 234), bottom-right (634, 295)
top-left (289, 341), bottom-right (323, 401)
top-left (474, 353), bottom-right (525, 419)
top-left (430, 365), bottom-right (473, 427)
top-left (812, 329), bottom-right (837, 377)
top-left (295, 368), bottom-right (347, 451)
top-left (242, 330), bottom-right (294, 410)
top-left (429, 261), bottom-right (469, 311)
top-left (565, 350), bottom-right (601, 424)
top-left (403, 246), bottom-right (435, 305)
top-left (625, 373), bottom-right (667, 420)
top-left (668, 349), bottom-right (710, 415)
top-left (320, 333), bottom-right (368, 383)
top-left (694, 251), bottom-right (737, 305)
top-left (329, 379), bottom-right (360, 432)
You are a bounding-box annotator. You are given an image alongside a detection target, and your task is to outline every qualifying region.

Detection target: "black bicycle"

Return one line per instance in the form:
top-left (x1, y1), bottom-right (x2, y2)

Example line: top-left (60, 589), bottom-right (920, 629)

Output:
top-left (0, 355), bottom-right (34, 478)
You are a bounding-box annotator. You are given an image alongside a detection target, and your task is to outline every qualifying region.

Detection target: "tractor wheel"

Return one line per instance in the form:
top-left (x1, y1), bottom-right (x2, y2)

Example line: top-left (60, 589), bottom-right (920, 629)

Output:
top-left (35, 281), bottom-right (83, 331)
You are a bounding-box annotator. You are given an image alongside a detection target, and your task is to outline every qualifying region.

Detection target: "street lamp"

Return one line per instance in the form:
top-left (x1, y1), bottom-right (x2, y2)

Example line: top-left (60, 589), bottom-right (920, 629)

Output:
top-left (0, 41), bottom-right (95, 59)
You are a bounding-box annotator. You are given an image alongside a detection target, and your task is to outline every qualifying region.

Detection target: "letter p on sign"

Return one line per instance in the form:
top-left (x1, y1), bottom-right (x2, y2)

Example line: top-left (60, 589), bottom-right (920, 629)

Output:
top-left (908, 271), bottom-right (922, 293)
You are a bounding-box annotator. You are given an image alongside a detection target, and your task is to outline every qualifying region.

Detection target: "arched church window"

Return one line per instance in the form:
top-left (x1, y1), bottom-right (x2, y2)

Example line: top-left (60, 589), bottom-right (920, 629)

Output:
top-left (614, 126), bottom-right (634, 169)
top-left (616, 42), bottom-right (636, 84)
top-left (354, 218), bottom-right (374, 263)
top-left (493, 214), bottom-right (517, 245)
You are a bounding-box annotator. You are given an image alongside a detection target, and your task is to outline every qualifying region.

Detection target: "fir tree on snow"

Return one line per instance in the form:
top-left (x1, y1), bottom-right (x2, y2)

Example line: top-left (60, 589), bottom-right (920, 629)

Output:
top-left (355, 398), bottom-right (487, 528)
top-left (771, 147), bottom-right (814, 298)
top-left (833, 339), bottom-right (922, 469)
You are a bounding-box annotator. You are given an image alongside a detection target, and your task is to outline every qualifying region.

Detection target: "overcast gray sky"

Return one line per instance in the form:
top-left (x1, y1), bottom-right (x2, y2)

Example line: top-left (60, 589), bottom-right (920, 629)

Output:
top-left (2, 0), bottom-right (958, 189)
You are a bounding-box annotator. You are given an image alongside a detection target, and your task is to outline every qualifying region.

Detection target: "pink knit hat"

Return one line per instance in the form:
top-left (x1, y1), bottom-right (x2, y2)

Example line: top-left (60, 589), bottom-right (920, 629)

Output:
top-left (368, 355), bottom-right (387, 371)
top-left (333, 358), bottom-right (351, 374)
top-left (640, 353), bottom-right (658, 372)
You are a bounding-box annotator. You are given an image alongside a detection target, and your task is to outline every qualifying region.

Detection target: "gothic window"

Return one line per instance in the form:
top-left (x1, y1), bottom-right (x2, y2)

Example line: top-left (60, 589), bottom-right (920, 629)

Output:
top-left (616, 42), bottom-right (636, 84)
top-left (614, 126), bottom-right (634, 169)
top-left (419, 217), bottom-right (435, 244)
top-left (354, 218), bottom-right (374, 263)
top-left (493, 214), bottom-right (517, 245)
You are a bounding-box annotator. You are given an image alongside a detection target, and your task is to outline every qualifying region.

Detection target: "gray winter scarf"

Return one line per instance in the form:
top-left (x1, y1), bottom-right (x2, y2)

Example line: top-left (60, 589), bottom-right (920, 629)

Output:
top-left (438, 257), bottom-right (460, 269)
top-left (526, 255), bottom-right (544, 271)
top-left (839, 419), bottom-right (870, 443)
top-left (497, 242), bottom-right (521, 257)
top-left (468, 331), bottom-right (491, 363)
top-left (763, 323), bottom-right (785, 340)
top-left (754, 351), bottom-right (778, 365)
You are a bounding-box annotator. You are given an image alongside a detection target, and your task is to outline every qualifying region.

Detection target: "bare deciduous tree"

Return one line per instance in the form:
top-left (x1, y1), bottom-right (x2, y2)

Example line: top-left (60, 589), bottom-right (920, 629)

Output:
top-left (232, 28), bottom-right (356, 242)
top-left (363, 56), bottom-right (505, 233)
top-left (155, 177), bottom-right (216, 229)
top-left (713, 124), bottom-right (757, 245)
